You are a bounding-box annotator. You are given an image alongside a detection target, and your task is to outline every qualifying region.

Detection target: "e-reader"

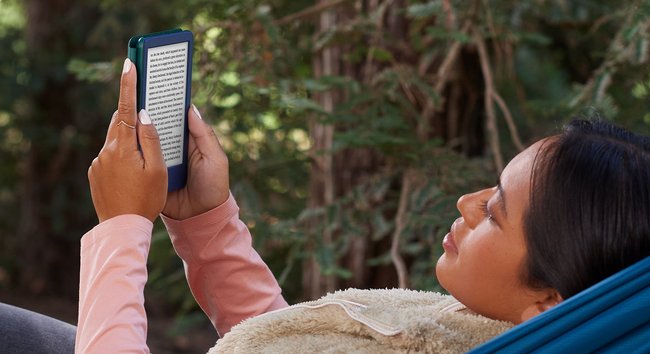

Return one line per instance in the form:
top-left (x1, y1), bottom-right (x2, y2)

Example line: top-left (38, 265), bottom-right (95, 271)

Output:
top-left (128, 29), bottom-right (193, 192)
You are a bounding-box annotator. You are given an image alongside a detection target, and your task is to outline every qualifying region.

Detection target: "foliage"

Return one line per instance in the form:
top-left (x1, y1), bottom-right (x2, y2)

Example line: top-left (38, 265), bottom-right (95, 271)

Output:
top-left (177, 0), bottom-right (650, 300)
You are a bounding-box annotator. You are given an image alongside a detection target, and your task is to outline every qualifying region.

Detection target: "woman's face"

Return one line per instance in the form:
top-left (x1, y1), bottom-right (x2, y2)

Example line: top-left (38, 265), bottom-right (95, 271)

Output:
top-left (436, 139), bottom-right (561, 324)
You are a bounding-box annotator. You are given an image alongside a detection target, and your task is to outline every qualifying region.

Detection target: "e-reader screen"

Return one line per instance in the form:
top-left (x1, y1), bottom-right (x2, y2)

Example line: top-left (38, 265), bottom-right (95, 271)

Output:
top-left (144, 42), bottom-right (188, 167)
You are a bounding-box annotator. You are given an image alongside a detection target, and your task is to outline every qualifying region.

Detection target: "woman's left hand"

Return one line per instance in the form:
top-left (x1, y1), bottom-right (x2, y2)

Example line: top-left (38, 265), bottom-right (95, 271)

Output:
top-left (88, 58), bottom-right (168, 223)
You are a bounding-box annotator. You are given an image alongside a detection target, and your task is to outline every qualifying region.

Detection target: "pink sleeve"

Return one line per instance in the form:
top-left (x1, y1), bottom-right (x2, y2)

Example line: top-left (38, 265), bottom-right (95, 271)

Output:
top-left (76, 215), bottom-right (153, 354)
top-left (161, 193), bottom-right (288, 336)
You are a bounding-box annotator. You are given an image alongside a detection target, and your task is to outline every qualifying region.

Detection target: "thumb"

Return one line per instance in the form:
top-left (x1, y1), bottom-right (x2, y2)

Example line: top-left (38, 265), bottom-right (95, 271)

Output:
top-left (137, 109), bottom-right (165, 167)
top-left (188, 104), bottom-right (222, 154)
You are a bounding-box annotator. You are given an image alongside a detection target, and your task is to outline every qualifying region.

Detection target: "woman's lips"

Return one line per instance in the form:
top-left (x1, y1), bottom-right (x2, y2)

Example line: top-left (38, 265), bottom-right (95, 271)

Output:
top-left (442, 219), bottom-right (460, 254)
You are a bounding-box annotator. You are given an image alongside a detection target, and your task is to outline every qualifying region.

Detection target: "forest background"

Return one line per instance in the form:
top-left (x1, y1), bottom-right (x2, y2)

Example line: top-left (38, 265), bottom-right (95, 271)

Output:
top-left (0, 0), bottom-right (649, 352)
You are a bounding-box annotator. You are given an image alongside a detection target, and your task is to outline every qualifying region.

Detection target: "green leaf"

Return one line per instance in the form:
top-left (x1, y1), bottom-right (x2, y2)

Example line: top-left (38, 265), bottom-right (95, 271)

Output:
top-left (67, 59), bottom-right (114, 82)
top-left (425, 27), bottom-right (472, 43)
top-left (406, 2), bottom-right (441, 19)
top-left (370, 46), bottom-right (394, 62)
top-left (371, 212), bottom-right (393, 241)
top-left (279, 95), bottom-right (325, 113)
top-left (514, 31), bottom-right (552, 46)
top-left (366, 252), bottom-right (393, 266)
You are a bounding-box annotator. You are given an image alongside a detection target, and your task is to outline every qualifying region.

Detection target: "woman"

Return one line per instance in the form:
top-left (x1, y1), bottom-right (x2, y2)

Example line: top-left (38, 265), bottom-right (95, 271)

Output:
top-left (75, 58), bottom-right (650, 353)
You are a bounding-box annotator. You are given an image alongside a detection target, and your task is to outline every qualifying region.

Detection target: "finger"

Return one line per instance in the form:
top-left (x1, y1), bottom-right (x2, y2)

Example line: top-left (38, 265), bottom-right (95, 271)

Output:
top-left (109, 58), bottom-right (138, 144)
top-left (87, 157), bottom-right (98, 181)
top-left (137, 109), bottom-right (165, 169)
top-left (186, 107), bottom-right (197, 153)
top-left (104, 110), bottom-right (119, 145)
top-left (187, 128), bottom-right (197, 154)
top-left (188, 104), bottom-right (223, 155)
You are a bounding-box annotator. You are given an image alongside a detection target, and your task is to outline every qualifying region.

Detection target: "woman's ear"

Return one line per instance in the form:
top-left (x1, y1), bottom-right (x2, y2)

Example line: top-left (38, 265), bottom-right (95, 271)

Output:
top-left (520, 289), bottom-right (563, 322)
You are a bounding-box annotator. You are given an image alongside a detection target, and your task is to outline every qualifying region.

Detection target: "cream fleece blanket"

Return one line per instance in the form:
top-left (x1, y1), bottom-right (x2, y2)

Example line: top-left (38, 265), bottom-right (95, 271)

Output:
top-left (209, 288), bottom-right (513, 354)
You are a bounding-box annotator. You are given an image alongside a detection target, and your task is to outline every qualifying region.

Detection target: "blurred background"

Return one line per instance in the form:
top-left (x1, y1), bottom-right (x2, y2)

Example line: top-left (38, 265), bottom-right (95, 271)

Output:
top-left (0, 0), bottom-right (649, 352)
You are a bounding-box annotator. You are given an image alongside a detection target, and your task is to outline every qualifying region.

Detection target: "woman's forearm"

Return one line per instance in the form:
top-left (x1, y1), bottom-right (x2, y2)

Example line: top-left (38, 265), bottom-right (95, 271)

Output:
top-left (163, 193), bottom-right (288, 337)
top-left (76, 215), bottom-right (153, 354)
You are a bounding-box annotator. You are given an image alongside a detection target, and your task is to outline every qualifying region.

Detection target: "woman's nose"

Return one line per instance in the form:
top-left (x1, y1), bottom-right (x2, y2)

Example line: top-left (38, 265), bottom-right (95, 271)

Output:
top-left (457, 188), bottom-right (493, 229)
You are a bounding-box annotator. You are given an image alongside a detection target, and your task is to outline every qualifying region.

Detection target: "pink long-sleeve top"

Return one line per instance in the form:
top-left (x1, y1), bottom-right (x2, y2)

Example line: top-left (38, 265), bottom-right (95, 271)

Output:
top-left (76, 194), bottom-right (289, 353)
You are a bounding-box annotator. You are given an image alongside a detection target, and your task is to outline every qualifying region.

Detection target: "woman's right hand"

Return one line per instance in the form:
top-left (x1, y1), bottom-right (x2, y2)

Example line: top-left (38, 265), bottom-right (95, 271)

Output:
top-left (162, 105), bottom-right (230, 220)
top-left (88, 58), bottom-right (168, 223)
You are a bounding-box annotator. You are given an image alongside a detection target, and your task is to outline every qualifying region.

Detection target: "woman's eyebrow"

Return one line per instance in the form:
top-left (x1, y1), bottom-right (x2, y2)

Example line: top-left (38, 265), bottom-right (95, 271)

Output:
top-left (496, 178), bottom-right (508, 218)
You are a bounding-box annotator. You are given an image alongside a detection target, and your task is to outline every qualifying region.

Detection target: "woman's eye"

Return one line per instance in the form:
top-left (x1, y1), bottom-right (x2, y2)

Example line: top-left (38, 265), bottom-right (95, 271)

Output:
top-left (480, 200), bottom-right (494, 222)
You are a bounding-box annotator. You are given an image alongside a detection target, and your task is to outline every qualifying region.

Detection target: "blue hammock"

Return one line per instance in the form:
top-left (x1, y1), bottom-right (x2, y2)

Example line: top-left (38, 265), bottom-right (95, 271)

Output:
top-left (469, 256), bottom-right (650, 353)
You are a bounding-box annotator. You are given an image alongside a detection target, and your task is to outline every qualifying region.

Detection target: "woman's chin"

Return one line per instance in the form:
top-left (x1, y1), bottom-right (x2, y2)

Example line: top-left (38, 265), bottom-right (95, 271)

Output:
top-left (434, 255), bottom-right (450, 291)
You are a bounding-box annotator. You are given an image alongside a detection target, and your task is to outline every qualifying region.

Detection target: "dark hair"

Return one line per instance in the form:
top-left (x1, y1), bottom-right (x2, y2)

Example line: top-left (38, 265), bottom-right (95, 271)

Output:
top-left (523, 119), bottom-right (650, 299)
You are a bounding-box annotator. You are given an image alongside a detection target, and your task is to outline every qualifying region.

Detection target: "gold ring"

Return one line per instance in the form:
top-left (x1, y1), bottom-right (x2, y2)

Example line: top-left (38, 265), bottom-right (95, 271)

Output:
top-left (117, 120), bottom-right (136, 129)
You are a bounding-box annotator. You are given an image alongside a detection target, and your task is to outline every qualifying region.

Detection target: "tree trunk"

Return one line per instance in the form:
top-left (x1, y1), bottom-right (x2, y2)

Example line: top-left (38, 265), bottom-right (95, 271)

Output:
top-left (305, 0), bottom-right (485, 299)
top-left (15, 0), bottom-right (98, 296)
top-left (305, 3), bottom-right (339, 299)
top-left (18, 0), bottom-right (69, 295)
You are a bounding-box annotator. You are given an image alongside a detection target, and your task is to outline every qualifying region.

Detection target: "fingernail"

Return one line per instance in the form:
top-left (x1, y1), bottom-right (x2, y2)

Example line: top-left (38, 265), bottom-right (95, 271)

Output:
top-left (192, 104), bottom-right (202, 120)
top-left (139, 109), bottom-right (152, 125)
top-left (122, 58), bottom-right (132, 74)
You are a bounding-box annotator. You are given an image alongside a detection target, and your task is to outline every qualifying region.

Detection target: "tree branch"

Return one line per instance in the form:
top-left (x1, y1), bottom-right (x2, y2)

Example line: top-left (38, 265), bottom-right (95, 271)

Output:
top-left (492, 91), bottom-right (524, 151)
top-left (433, 22), bottom-right (471, 92)
top-left (441, 0), bottom-right (457, 30)
top-left (417, 21), bottom-right (471, 141)
top-left (475, 29), bottom-right (504, 172)
top-left (276, 0), bottom-right (353, 25)
top-left (391, 169), bottom-right (413, 289)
